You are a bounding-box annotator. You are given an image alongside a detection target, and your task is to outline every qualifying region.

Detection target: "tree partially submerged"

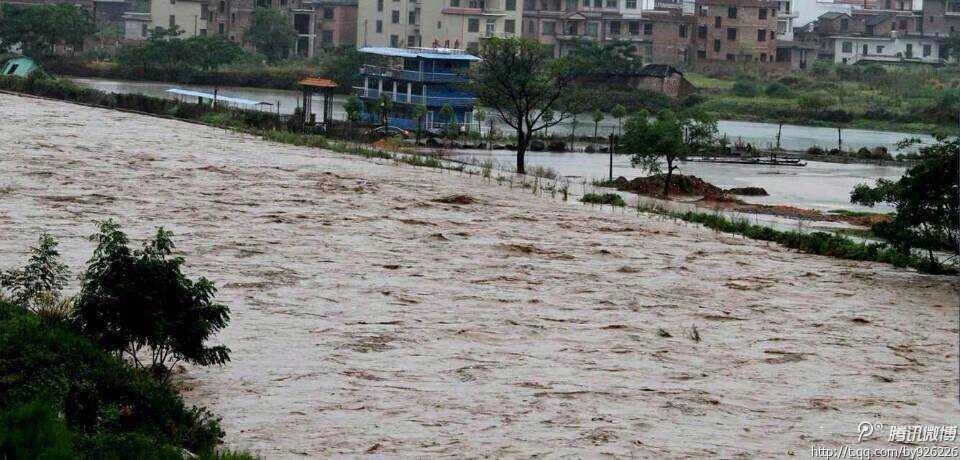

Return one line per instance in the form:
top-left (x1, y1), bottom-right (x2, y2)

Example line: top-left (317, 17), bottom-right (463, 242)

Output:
top-left (622, 110), bottom-right (686, 196)
top-left (74, 220), bottom-right (231, 382)
top-left (851, 136), bottom-right (959, 271)
top-left (471, 37), bottom-right (583, 174)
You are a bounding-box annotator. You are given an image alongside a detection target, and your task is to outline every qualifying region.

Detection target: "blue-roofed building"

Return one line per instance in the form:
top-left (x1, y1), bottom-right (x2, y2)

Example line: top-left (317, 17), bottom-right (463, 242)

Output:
top-left (355, 46), bottom-right (479, 131)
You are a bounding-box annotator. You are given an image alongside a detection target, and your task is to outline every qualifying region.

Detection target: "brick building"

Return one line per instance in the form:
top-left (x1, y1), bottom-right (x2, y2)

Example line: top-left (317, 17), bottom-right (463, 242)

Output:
top-left (693, 0), bottom-right (778, 63)
top-left (206, 0), bottom-right (356, 56)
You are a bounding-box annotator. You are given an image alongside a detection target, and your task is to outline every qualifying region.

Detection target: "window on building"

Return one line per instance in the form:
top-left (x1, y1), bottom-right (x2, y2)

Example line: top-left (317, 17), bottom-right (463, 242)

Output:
top-left (697, 50), bottom-right (706, 58)
top-left (726, 53), bottom-right (735, 61)
top-left (905, 43), bottom-right (913, 57)
top-left (376, 20), bottom-right (383, 33)
top-left (468, 18), bottom-right (479, 32)
top-left (169, 14), bottom-right (176, 27)
top-left (543, 21), bottom-right (556, 35)
top-left (408, 10), bottom-right (416, 24)
top-left (505, 19), bottom-right (516, 33)
top-left (407, 34), bottom-right (416, 46)
top-left (679, 24), bottom-right (687, 37)
top-left (757, 29), bottom-right (765, 41)
top-left (876, 45), bottom-right (884, 53)
top-left (697, 25), bottom-right (707, 38)
top-left (760, 52), bottom-right (766, 61)
top-left (324, 8), bottom-right (333, 19)
top-left (506, 0), bottom-right (517, 9)
top-left (728, 7), bottom-right (737, 18)
top-left (923, 43), bottom-right (931, 56)
top-left (390, 35), bottom-right (399, 46)
top-left (727, 27), bottom-right (736, 40)
top-left (629, 21), bottom-right (640, 35)
top-left (610, 21), bottom-right (621, 35)
top-left (759, 8), bottom-right (766, 19)
top-left (218, 0), bottom-right (225, 12)
top-left (715, 16), bottom-right (721, 28)
top-left (322, 30), bottom-right (334, 46)
top-left (391, 10), bottom-right (399, 23)
top-left (643, 22), bottom-right (652, 34)
top-left (626, 0), bottom-right (637, 7)
top-left (714, 39), bottom-right (721, 51)
top-left (377, 0), bottom-right (383, 11)
top-left (841, 41), bottom-right (852, 53)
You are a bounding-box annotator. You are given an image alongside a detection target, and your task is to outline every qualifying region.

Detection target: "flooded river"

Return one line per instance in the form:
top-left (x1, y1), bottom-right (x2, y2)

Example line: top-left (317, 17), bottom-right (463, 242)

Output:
top-left (72, 77), bottom-right (910, 212)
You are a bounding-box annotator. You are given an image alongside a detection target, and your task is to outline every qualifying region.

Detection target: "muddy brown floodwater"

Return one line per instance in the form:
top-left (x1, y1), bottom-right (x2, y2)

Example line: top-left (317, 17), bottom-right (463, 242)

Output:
top-left (1, 93), bottom-right (957, 458)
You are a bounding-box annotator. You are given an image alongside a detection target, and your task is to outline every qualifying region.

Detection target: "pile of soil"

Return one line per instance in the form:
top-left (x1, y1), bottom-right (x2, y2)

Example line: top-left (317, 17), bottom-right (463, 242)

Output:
top-left (605, 174), bottom-right (725, 197)
top-left (726, 187), bottom-right (769, 196)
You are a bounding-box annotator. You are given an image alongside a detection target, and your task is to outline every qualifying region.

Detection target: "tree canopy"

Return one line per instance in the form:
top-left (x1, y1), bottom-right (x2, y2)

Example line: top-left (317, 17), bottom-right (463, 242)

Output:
top-left (116, 34), bottom-right (244, 75)
top-left (471, 37), bottom-right (584, 174)
top-left (621, 109), bottom-right (688, 196)
top-left (244, 8), bottom-right (297, 63)
top-left (74, 221), bottom-right (231, 382)
top-left (0, 3), bottom-right (96, 57)
top-left (851, 136), bottom-right (959, 270)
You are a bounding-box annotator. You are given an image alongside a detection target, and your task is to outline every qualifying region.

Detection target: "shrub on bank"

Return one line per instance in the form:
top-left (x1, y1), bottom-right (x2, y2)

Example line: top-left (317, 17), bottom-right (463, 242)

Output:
top-left (581, 193), bottom-right (627, 207)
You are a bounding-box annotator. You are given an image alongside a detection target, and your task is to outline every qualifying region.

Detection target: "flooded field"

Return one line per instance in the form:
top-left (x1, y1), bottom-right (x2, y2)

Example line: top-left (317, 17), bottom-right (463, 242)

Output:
top-left (1, 93), bottom-right (956, 457)
top-left (449, 150), bottom-right (907, 212)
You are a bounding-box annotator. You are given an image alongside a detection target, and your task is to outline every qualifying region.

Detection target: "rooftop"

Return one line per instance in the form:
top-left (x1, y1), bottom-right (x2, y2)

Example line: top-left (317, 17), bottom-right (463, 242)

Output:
top-left (358, 47), bottom-right (481, 62)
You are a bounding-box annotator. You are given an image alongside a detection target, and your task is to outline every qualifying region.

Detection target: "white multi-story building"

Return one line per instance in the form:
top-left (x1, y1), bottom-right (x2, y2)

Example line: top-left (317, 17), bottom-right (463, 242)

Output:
top-left (150, 0), bottom-right (209, 36)
top-left (833, 32), bottom-right (944, 64)
top-left (357, 0), bottom-right (523, 51)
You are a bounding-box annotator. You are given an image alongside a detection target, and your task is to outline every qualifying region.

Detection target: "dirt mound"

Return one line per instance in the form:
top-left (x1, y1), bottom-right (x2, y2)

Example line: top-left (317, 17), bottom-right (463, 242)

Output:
top-left (605, 174), bottom-right (724, 197)
top-left (725, 187), bottom-right (769, 196)
top-left (433, 194), bottom-right (477, 205)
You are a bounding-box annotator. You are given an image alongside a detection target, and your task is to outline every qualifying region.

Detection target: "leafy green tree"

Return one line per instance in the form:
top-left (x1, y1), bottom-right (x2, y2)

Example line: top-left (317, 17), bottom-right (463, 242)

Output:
top-left (244, 8), bottom-right (296, 63)
top-left (474, 108), bottom-right (486, 142)
top-left (680, 108), bottom-right (719, 156)
top-left (592, 109), bottom-right (604, 145)
top-left (413, 104), bottom-right (428, 144)
top-left (566, 40), bottom-right (644, 76)
top-left (374, 93), bottom-right (394, 127)
top-left (440, 104), bottom-right (456, 138)
top-left (74, 220), bottom-right (231, 383)
top-left (343, 95), bottom-right (362, 138)
top-left (117, 34), bottom-right (242, 75)
top-left (321, 46), bottom-right (363, 89)
top-left (0, 3), bottom-right (96, 57)
top-left (945, 32), bottom-right (960, 62)
top-left (0, 234), bottom-right (69, 313)
top-left (611, 104), bottom-right (627, 137)
top-left (622, 109), bottom-right (687, 196)
top-left (851, 136), bottom-right (959, 269)
top-left (471, 37), bottom-right (584, 174)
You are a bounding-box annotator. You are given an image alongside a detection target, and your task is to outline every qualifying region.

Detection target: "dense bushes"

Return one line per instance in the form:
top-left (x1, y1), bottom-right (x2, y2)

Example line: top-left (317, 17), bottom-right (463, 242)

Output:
top-left (0, 224), bottom-right (250, 458)
top-left (581, 193), bottom-right (627, 207)
top-left (0, 300), bottom-right (227, 457)
top-left (0, 73), bottom-right (288, 130)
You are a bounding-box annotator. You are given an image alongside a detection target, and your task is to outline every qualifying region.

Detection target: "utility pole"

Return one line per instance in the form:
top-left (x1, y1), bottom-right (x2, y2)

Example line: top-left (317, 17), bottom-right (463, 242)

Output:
top-left (608, 134), bottom-right (615, 182)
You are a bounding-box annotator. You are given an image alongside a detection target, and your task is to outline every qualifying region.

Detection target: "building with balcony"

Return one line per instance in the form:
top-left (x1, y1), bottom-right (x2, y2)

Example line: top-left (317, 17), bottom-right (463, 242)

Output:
top-left (357, 0), bottom-right (522, 52)
top-left (354, 47), bottom-right (479, 130)
top-left (521, 0), bottom-right (650, 58)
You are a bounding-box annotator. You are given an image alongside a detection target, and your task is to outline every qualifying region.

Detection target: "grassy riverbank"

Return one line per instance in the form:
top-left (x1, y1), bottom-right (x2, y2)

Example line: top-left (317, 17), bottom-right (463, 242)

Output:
top-left (686, 63), bottom-right (960, 136)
